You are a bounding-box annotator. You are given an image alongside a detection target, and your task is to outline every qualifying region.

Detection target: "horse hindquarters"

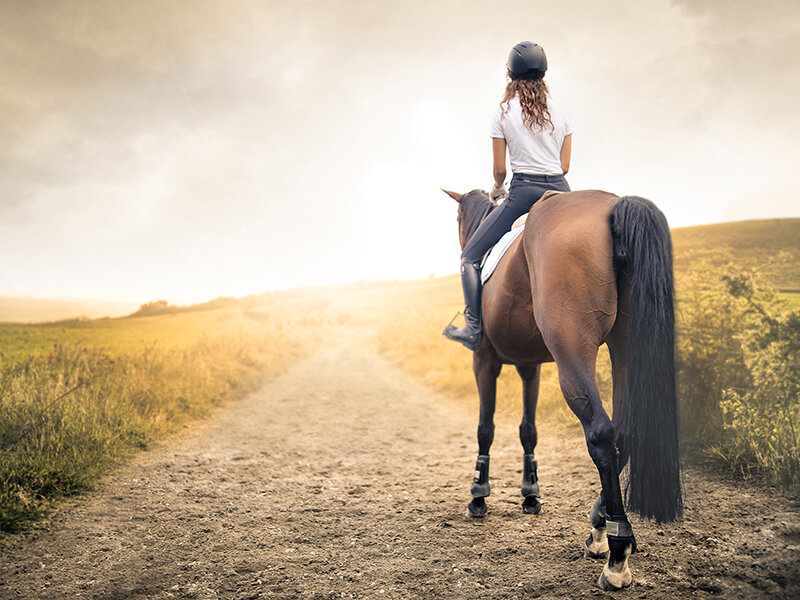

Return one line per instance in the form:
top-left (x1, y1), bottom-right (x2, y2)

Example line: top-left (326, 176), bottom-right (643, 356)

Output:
top-left (525, 190), bottom-right (634, 588)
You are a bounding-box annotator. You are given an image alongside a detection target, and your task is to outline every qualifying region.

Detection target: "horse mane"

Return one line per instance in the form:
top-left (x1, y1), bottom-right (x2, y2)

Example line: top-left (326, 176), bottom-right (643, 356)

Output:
top-left (460, 190), bottom-right (495, 245)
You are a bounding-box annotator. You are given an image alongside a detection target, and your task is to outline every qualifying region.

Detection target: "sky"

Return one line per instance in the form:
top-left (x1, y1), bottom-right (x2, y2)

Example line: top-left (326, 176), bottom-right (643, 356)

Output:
top-left (1, 0), bottom-right (798, 304)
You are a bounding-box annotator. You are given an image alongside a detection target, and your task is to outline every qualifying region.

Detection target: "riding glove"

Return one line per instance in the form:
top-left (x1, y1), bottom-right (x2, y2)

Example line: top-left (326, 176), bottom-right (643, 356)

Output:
top-left (490, 185), bottom-right (508, 201)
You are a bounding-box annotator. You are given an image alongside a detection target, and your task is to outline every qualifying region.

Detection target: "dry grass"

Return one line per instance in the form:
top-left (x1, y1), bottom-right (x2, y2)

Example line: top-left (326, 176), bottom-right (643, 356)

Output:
top-left (0, 292), bottom-right (329, 535)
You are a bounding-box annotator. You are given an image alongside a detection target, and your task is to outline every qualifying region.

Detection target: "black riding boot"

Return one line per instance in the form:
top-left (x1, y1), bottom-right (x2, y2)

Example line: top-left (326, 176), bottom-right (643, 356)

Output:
top-left (443, 258), bottom-right (483, 351)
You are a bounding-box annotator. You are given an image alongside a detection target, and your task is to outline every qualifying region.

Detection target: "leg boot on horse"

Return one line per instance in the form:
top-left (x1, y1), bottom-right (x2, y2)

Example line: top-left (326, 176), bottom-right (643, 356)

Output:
top-left (467, 345), bottom-right (502, 517)
top-left (468, 454), bottom-right (490, 517)
top-left (517, 363), bottom-right (542, 514)
top-left (556, 357), bottom-right (637, 590)
top-left (521, 453), bottom-right (541, 514)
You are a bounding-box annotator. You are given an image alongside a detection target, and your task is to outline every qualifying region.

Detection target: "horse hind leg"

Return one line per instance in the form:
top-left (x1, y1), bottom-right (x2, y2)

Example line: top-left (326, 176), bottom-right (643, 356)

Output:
top-left (553, 349), bottom-right (635, 590)
top-left (585, 310), bottom-right (629, 560)
top-left (467, 346), bottom-right (502, 518)
top-left (516, 363), bottom-right (542, 515)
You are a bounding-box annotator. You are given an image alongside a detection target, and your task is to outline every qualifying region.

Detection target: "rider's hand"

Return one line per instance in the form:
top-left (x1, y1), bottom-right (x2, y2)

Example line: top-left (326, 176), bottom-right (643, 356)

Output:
top-left (490, 184), bottom-right (508, 201)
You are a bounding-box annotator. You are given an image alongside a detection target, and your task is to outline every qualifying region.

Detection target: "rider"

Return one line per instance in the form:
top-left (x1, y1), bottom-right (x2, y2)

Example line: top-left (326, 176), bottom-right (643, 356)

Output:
top-left (443, 41), bottom-right (573, 351)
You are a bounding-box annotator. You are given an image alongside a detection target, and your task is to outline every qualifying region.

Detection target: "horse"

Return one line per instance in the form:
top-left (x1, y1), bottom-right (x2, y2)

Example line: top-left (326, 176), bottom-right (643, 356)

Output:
top-left (441, 188), bottom-right (682, 590)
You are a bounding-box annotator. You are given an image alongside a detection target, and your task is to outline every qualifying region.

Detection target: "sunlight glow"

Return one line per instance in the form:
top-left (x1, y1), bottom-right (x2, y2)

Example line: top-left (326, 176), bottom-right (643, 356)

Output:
top-left (0, 1), bottom-right (797, 306)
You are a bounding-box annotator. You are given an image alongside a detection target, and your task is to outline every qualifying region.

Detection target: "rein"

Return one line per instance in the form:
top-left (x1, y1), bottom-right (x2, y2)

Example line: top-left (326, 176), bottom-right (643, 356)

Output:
top-left (478, 200), bottom-right (494, 225)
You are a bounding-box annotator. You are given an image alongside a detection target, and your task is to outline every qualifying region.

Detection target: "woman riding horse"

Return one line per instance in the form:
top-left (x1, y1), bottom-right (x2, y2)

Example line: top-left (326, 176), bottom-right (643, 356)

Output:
top-left (444, 41), bottom-right (573, 351)
top-left (441, 41), bottom-right (682, 591)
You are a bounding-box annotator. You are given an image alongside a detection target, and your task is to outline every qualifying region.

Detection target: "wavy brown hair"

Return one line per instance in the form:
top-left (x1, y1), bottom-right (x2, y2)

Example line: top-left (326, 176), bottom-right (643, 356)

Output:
top-left (501, 71), bottom-right (552, 131)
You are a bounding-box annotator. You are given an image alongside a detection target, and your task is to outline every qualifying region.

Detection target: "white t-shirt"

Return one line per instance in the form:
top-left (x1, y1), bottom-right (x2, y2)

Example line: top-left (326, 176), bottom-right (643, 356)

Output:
top-left (490, 95), bottom-right (572, 175)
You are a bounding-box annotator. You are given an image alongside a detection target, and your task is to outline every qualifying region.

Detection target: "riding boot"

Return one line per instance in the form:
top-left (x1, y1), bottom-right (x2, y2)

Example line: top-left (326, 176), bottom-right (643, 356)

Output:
top-left (443, 258), bottom-right (483, 351)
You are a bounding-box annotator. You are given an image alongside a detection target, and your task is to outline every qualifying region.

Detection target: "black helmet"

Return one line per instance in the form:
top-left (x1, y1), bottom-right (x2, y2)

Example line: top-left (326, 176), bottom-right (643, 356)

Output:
top-left (507, 41), bottom-right (547, 79)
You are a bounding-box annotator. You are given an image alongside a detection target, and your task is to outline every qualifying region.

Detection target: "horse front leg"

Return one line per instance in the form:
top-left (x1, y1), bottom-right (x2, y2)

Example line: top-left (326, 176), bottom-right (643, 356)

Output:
top-left (558, 358), bottom-right (636, 591)
top-left (516, 363), bottom-right (542, 515)
top-left (467, 344), bottom-right (502, 518)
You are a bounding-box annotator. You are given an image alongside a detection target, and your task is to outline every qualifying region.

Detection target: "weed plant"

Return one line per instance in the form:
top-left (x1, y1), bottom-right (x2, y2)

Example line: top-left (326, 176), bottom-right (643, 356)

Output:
top-left (677, 262), bottom-right (800, 487)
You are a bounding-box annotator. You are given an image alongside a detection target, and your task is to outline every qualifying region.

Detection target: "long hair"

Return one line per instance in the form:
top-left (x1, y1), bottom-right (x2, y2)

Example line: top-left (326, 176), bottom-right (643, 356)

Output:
top-left (500, 71), bottom-right (552, 131)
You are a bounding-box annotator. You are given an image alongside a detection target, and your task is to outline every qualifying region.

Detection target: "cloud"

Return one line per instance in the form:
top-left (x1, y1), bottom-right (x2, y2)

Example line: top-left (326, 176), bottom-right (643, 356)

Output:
top-left (671, 0), bottom-right (800, 122)
top-left (0, 0), bottom-right (798, 302)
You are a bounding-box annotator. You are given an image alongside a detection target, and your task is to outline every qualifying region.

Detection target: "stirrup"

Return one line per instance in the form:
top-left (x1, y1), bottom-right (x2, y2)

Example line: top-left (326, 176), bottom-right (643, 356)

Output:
top-left (442, 311), bottom-right (481, 350)
top-left (443, 311), bottom-right (464, 330)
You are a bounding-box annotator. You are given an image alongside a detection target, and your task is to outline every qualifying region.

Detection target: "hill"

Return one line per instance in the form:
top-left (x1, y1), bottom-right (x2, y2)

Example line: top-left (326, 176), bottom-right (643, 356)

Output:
top-left (0, 297), bottom-right (139, 324)
top-left (671, 217), bottom-right (800, 291)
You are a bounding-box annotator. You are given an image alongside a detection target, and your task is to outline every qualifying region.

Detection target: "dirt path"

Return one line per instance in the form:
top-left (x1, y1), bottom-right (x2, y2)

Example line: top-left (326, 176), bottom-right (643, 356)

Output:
top-left (1, 326), bottom-right (798, 599)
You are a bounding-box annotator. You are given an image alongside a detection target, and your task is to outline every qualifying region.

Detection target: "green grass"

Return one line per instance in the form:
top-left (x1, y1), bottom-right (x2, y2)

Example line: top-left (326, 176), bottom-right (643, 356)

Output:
top-left (782, 292), bottom-right (800, 310)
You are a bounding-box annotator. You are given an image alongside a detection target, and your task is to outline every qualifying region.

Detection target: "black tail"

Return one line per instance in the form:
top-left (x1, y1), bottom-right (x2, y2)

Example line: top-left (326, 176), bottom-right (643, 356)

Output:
top-left (610, 196), bottom-right (682, 523)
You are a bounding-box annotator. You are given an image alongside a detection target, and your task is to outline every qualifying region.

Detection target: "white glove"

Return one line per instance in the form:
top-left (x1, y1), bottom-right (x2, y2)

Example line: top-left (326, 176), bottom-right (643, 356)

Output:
top-left (490, 184), bottom-right (508, 201)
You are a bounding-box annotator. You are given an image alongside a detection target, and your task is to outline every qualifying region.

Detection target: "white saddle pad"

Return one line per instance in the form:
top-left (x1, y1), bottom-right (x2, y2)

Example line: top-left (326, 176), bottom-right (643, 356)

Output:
top-left (481, 225), bottom-right (525, 285)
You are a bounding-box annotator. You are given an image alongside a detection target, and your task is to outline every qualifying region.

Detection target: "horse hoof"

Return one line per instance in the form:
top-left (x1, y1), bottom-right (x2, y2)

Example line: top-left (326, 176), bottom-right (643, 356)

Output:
top-left (597, 563), bottom-right (632, 591)
top-left (585, 529), bottom-right (609, 559)
top-left (521, 496), bottom-right (541, 515)
top-left (467, 500), bottom-right (488, 518)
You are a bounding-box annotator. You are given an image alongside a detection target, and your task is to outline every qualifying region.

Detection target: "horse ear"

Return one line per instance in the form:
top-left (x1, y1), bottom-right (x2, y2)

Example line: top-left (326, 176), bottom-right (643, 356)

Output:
top-left (441, 188), bottom-right (463, 202)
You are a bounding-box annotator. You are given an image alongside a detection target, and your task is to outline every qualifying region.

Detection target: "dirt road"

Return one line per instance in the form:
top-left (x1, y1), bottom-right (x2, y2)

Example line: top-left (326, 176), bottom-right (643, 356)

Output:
top-left (1, 327), bottom-right (798, 599)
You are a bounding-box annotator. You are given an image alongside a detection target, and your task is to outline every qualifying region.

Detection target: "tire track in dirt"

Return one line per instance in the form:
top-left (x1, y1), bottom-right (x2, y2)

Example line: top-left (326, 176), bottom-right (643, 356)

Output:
top-left (1, 325), bottom-right (798, 599)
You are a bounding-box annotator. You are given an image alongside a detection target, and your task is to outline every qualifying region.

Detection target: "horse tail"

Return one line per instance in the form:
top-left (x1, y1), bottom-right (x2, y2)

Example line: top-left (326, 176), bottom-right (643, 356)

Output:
top-left (610, 196), bottom-right (683, 523)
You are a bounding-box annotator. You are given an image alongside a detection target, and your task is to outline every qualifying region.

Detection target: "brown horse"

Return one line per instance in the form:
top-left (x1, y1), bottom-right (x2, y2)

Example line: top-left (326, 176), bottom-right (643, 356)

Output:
top-left (442, 188), bottom-right (682, 590)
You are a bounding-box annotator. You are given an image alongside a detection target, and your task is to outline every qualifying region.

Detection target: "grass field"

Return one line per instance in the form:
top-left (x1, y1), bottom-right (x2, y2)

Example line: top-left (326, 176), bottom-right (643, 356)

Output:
top-left (0, 291), bottom-right (332, 535)
top-left (782, 291), bottom-right (800, 309)
top-left (0, 293), bottom-right (331, 358)
top-left (671, 217), bottom-right (800, 290)
top-left (0, 297), bottom-right (138, 323)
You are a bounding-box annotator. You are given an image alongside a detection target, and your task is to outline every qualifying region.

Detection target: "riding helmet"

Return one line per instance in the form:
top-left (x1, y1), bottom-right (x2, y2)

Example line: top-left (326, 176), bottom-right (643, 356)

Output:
top-left (507, 41), bottom-right (548, 79)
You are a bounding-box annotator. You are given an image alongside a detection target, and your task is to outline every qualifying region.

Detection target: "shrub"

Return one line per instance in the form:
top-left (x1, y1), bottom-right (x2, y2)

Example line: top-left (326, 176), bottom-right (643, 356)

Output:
top-left (677, 263), bottom-right (800, 486)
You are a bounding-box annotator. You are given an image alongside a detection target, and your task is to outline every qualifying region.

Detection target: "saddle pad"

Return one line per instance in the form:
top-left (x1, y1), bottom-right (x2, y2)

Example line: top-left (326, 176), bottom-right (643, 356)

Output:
top-left (481, 226), bottom-right (525, 285)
